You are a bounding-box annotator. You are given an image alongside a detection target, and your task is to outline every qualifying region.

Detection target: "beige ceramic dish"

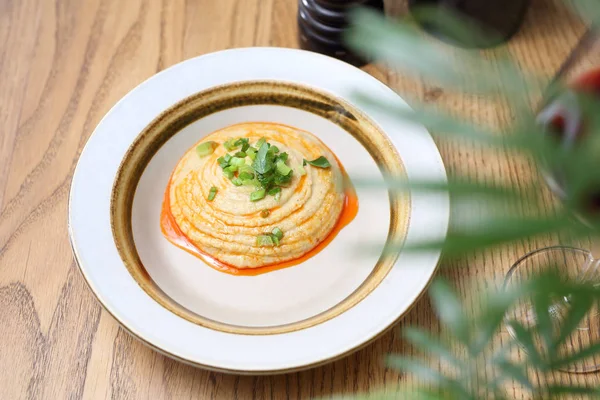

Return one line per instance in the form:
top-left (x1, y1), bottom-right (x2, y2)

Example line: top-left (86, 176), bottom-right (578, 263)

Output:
top-left (69, 48), bottom-right (449, 373)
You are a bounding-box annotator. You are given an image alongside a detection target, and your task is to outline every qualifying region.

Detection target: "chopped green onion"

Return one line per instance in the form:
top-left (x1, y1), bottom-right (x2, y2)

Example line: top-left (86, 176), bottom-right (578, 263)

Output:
top-left (276, 160), bottom-right (292, 176)
top-left (234, 151), bottom-right (247, 158)
top-left (234, 138), bottom-right (249, 148)
top-left (270, 145), bottom-right (279, 154)
top-left (223, 139), bottom-right (237, 151)
top-left (274, 173), bottom-right (292, 185)
top-left (239, 171), bottom-right (254, 181)
top-left (256, 234), bottom-right (274, 247)
top-left (196, 141), bottom-right (218, 157)
top-left (207, 186), bottom-right (217, 201)
top-left (231, 177), bottom-right (243, 186)
top-left (274, 191), bottom-right (282, 202)
top-left (224, 165), bottom-right (238, 173)
top-left (243, 178), bottom-right (259, 187)
top-left (217, 156), bottom-right (228, 168)
top-left (223, 168), bottom-right (235, 179)
top-left (304, 156), bottom-right (331, 168)
top-left (268, 187), bottom-right (281, 196)
top-left (238, 164), bottom-right (253, 175)
top-left (230, 157), bottom-right (246, 167)
top-left (297, 165), bottom-right (306, 176)
top-left (272, 227), bottom-right (283, 240)
top-left (277, 152), bottom-right (288, 163)
top-left (250, 188), bottom-right (266, 201)
top-left (242, 142), bottom-right (250, 152)
top-left (247, 147), bottom-right (257, 160)
top-left (223, 154), bottom-right (232, 163)
top-left (260, 209), bottom-right (270, 218)
top-left (272, 235), bottom-right (280, 246)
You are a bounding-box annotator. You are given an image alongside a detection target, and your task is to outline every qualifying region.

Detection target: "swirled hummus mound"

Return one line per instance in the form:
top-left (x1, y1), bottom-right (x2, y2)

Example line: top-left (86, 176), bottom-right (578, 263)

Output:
top-left (164, 122), bottom-right (346, 269)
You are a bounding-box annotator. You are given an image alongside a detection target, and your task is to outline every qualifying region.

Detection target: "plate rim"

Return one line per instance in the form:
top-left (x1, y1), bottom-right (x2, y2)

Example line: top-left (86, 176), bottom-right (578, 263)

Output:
top-left (68, 47), bottom-right (449, 374)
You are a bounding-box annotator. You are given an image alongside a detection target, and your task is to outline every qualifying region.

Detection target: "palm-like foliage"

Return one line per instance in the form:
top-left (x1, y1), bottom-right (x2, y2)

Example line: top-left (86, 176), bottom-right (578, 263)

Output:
top-left (340, 0), bottom-right (600, 397)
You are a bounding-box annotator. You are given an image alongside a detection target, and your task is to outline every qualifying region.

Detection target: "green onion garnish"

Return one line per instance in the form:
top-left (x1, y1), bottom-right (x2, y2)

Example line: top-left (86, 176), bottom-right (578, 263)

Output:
top-left (272, 227), bottom-right (283, 240)
top-left (256, 234), bottom-right (274, 247)
top-left (216, 137), bottom-right (298, 203)
top-left (231, 177), bottom-right (243, 186)
top-left (277, 152), bottom-right (288, 163)
top-left (217, 156), bottom-right (228, 168)
top-left (196, 141), bottom-right (218, 157)
top-left (260, 209), bottom-right (270, 218)
top-left (224, 165), bottom-right (238, 173)
top-left (252, 142), bottom-right (274, 175)
top-left (239, 171), bottom-right (254, 181)
top-left (207, 186), bottom-right (217, 201)
top-left (230, 157), bottom-right (246, 167)
top-left (276, 160), bottom-right (292, 176)
top-left (297, 165), bottom-right (306, 176)
top-left (272, 235), bottom-right (280, 246)
top-left (274, 173), bottom-right (292, 185)
top-left (223, 139), bottom-right (237, 151)
top-left (250, 188), bottom-right (266, 201)
top-left (223, 169), bottom-right (234, 179)
top-left (304, 156), bottom-right (331, 168)
top-left (268, 187), bottom-right (281, 196)
top-left (234, 138), bottom-right (249, 148)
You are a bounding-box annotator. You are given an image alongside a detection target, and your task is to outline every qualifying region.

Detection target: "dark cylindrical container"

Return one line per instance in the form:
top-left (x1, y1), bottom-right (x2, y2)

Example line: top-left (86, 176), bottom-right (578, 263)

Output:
top-left (298, 0), bottom-right (384, 66)
top-left (409, 0), bottom-right (531, 48)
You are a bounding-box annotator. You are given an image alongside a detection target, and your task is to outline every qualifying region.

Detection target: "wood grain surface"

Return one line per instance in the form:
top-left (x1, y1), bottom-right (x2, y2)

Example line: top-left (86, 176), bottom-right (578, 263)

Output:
top-left (0, 0), bottom-right (597, 398)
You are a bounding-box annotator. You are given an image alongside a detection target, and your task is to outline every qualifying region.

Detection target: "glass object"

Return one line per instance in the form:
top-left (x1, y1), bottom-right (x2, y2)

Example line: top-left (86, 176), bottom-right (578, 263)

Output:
top-left (408, 0), bottom-right (531, 48)
top-left (504, 246), bottom-right (600, 373)
top-left (536, 29), bottom-right (600, 217)
top-left (503, 30), bottom-right (600, 375)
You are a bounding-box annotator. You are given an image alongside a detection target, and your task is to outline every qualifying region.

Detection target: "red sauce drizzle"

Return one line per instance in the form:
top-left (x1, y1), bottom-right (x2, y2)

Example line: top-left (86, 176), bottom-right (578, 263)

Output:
top-left (160, 171), bottom-right (358, 276)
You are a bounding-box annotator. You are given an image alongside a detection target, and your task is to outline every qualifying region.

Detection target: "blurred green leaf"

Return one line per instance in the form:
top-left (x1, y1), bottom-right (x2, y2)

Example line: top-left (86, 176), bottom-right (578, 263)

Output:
top-left (341, 3), bottom-right (600, 399)
top-left (353, 175), bottom-right (536, 203)
top-left (385, 214), bottom-right (578, 258)
top-left (566, 0), bottom-right (600, 25)
top-left (346, 8), bottom-right (541, 97)
top-left (495, 360), bottom-right (533, 390)
top-left (352, 91), bottom-right (513, 148)
top-left (429, 280), bottom-right (470, 345)
top-left (532, 290), bottom-right (555, 358)
top-left (387, 356), bottom-right (448, 384)
top-left (550, 341), bottom-right (600, 370)
top-left (552, 292), bottom-right (593, 350)
top-left (387, 356), bottom-right (471, 397)
top-left (544, 385), bottom-right (600, 398)
top-left (335, 388), bottom-right (468, 400)
top-left (408, 5), bottom-right (501, 48)
top-left (506, 321), bottom-right (543, 366)
top-left (472, 286), bottom-right (526, 353)
top-left (403, 327), bottom-right (465, 368)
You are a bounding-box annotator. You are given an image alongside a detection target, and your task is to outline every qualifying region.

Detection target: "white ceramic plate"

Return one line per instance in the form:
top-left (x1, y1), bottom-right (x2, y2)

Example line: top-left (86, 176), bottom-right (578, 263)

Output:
top-left (69, 48), bottom-right (448, 374)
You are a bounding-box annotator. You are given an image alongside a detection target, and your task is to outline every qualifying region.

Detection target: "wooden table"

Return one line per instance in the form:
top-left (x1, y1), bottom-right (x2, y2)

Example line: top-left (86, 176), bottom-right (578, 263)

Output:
top-left (1, 0), bottom-right (597, 398)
